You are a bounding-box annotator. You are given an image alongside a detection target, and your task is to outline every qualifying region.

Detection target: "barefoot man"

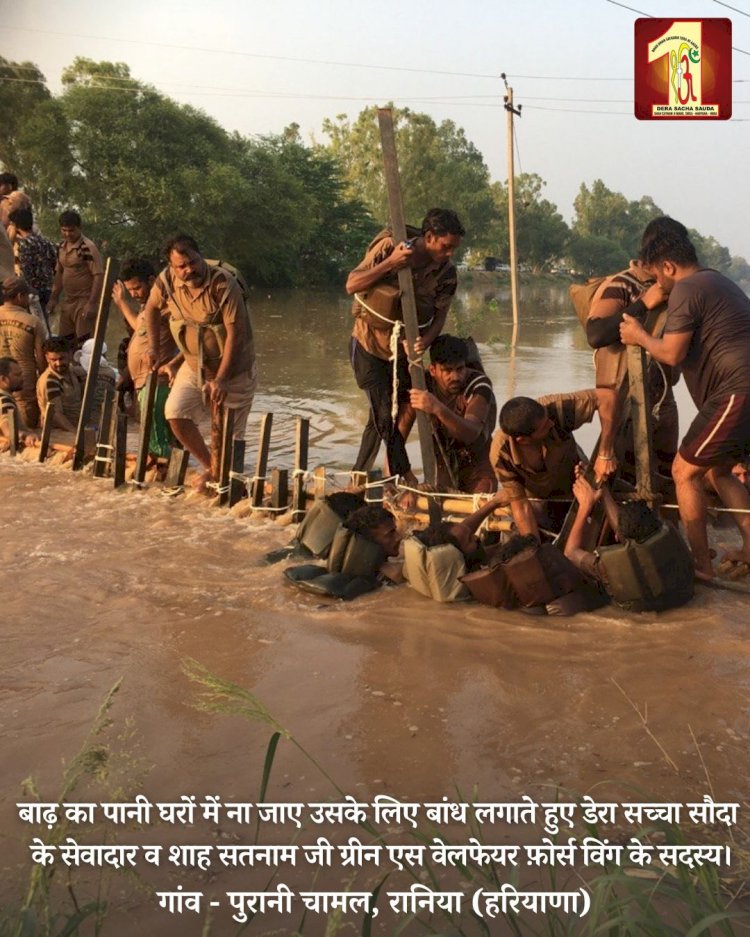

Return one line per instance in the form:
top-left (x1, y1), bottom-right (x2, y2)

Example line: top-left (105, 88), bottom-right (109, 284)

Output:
top-left (620, 217), bottom-right (750, 580)
top-left (143, 235), bottom-right (256, 490)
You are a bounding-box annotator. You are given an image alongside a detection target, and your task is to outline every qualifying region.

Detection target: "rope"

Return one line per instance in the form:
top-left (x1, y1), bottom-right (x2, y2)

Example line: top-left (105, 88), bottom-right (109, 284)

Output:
top-left (389, 321), bottom-right (404, 422)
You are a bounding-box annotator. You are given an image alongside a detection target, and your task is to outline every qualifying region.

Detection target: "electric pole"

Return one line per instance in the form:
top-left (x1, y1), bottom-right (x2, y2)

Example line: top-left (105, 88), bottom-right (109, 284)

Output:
top-left (502, 73), bottom-right (522, 346)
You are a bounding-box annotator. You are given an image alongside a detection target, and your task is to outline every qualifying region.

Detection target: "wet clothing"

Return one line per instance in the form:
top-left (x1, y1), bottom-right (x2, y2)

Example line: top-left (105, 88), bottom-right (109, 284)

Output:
top-left (148, 262), bottom-right (256, 440)
top-left (349, 231), bottom-right (457, 475)
top-left (0, 225), bottom-right (13, 278)
top-left (56, 235), bottom-right (104, 338)
top-left (0, 388), bottom-right (19, 443)
top-left (36, 366), bottom-right (83, 426)
top-left (680, 393), bottom-right (750, 467)
top-left (427, 368), bottom-right (496, 492)
top-left (589, 268), bottom-right (679, 477)
top-left (126, 304), bottom-right (177, 392)
top-left (164, 359), bottom-right (256, 439)
top-left (350, 231), bottom-right (457, 362)
top-left (13, 231), bottom-right (57, 307)
top-left (663, 269), bottom-right (750, 467)
top-left (491, 391), bottom-right (598, 500)
top-left (351, 338), bottom-right (411, 476)
top-left (0, 301), bottom-right (45, 427)
top-left (148, 264), bottom-right (255, 379)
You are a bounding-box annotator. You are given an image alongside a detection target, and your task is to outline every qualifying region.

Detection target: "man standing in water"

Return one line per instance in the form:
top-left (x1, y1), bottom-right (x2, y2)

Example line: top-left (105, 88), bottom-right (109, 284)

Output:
top-left (47, 211), bottom-right (104, 345)
top-left (620, 216), bottom-right (750, 580)
top-left (143, 235), bottom-right (256, 490)
top-left (345, 208), bottom-right (464, 485)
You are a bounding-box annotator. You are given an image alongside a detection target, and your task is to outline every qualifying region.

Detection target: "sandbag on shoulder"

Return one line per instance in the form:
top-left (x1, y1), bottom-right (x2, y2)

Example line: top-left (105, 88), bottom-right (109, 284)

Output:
top-left (403, 537), bottom-right (469, 602)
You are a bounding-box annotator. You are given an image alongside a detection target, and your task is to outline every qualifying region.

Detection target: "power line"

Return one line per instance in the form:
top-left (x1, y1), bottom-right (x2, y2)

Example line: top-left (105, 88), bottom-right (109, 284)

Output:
top-left (605, 0), bottom-right (750, 56)
top-left (2, 25), bottom-right (503, 80)
top-left (713, 0), bottom-right (750, 17)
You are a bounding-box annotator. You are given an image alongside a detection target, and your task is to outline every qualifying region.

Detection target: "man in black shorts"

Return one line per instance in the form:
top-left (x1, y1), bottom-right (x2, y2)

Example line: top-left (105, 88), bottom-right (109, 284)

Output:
top-left (620, 217), bottom-right (750, 580)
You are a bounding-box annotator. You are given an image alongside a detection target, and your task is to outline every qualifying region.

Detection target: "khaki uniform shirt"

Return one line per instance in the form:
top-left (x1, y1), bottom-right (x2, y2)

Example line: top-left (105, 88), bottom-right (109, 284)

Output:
top-left (491, 390), bottom-right (598, 500)
top-left (0, 302), bottom-right (44, 402)
top-left (148, 264), bottom-right (254, 379)
top-left (57, 234), bottom-right (103, 299)
top-left (124, 298), bottom-right (178, 391)
top-left (350, 234), bottom-right (458, 360)
top-left (37, 366), bottom-right (83, 425)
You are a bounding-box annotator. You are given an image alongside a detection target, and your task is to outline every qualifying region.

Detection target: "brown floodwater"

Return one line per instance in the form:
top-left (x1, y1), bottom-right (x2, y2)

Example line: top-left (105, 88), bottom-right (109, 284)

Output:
top-left (2, 280), bottom-right (747, 936)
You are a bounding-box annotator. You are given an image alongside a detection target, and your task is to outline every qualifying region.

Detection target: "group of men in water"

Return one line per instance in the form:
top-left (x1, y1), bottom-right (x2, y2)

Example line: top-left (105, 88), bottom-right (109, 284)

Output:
top-left (316, 207), bottom-right (750, 612)
top-left (2, 172), bottom-right (750, 609)
top-left (0, 185), bottom-right (255, 491)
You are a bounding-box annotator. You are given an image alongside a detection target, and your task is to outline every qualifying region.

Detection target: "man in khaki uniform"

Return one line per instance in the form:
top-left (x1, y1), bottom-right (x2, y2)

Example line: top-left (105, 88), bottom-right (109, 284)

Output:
top-left (143, 234), bottom-right (256, 489)
top-left (0, 357), bottom-right (39, 448)
top-left (0, 276), bottom-right (45, 427)
top-left (47, 210), bottom-right (104, 344)
top-left (36, 336), bottom-right (84, 433)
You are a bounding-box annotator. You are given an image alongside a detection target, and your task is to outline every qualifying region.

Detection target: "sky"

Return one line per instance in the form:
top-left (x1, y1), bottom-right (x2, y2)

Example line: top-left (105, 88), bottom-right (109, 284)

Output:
top-left (3, 0), bottom-right (749, 257)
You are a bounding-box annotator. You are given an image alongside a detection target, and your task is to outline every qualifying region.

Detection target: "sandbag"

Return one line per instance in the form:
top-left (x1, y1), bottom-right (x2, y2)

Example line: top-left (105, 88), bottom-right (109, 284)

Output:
top-left (403, 537), bottom-right (469, 602)
top-left (459, 564), bottom-right (518, 609)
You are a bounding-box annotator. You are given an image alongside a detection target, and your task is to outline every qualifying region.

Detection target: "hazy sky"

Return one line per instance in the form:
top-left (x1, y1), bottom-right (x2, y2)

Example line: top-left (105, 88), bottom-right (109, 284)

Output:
top-left (3, 0), bottom-right (748, 256)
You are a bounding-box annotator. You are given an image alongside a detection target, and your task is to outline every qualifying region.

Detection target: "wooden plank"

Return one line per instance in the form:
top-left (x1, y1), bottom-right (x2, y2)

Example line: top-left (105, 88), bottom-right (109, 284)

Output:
top-left (164, 444), bottom-right (189, 488)
top-left (627, 344), bottom-right (657, 502)
top-left (209, 399), bottom-right (224, 486)
top-left (73, 257), bottom-right (120, 470)
top-left (270, 468), bottom-right (289, 511)
top-left (292, 416), bottom-right (310, 521)
top-left (366, 469), bottom-right (384, 504)
top-left (6, 407), bottom-right (18, 456)
top-left (218, 408), bottom-right (235, 506)
top-left (377, 107), bottom-right (438, 487)
top-left (228, 438), bottom-right (246, 508)
top-left (113, 412), bottom-right (127, 489)
top-left (251, 413), bottom-right (273, 506)
top-left (38, 403), bottom-right (54, 463)
top-left (313, 465), bottom-right (327, 500)
top-left (92, 386), bottom-right (115, 478)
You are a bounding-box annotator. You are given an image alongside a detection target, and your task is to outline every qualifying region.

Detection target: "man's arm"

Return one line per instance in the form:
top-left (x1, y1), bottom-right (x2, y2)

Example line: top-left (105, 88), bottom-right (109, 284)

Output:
top-left (144, 282), bottom-right (167, 371)
top-left (586, 282), bottom-right (667, 348)
top-left (345, 240), bottom-right (413, 295)
top-left (456, 489), bottom-right (510, 539)
top-left (564, 475), bottom-right (602, 569)
top-left (619, 314), bottom-right (692, 366)
top-left (47, 258), bottom-right (63, 313)
top-left (409, 388), bottom-right (489, 445)
top-left (111, 281), bottom-right (140, 331)
top-left (594, 387), bottom-right (618, 481)
top-left (85, 241), bottom-right (104, 316)
top-left (205, 284), bottom-right (250, 404)
top-left (510, 497), bottom-right (540, 540)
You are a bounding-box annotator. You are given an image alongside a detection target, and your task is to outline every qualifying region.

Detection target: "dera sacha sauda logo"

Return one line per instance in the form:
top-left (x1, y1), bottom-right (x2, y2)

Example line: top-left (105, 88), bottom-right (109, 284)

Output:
top-left (635, 18), bottom-right (732, 119)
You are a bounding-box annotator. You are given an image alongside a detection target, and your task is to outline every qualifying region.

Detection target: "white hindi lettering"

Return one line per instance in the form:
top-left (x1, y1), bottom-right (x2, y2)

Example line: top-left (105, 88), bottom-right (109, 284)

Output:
top-left (372, 794), bottom-right (420, 828)
top-left (540, 802), bottom-right (577, 836)
top-left (17, 802), bottom-right (59, 828)
top-left (61, 803), bottom-right (97, 825)
top-left (156, 795), bottom-right (197, 824)
top-left (387, 883), bottom-right (462, 915)
top-left (226, 884), bottom-right (294, 923)
top-left (157, 886), bottom-right (203, 914)
top-left (686, 795), bottom-right (740, 827)
top-left (255, 802), bottom-right (305, 827)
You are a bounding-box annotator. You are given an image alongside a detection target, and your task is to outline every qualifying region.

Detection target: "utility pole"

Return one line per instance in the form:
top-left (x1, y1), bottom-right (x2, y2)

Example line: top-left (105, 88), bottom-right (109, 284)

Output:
top-left (502, 73), bottom-right (522, 346)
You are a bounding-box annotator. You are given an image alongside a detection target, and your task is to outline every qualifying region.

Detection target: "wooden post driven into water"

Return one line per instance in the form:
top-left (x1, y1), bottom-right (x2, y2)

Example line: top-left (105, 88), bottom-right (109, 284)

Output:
top-left (38, 403), bottom-right (54, 463)
top-left (113, 412), bottom-right (127, 488)
top-left (292, 417), bottom-right (310, 522)
top-left (502, 74), bottom-right (521, 347)
top-left (217, 408), bottom-right (235, 506)
top-left (377, 107), bottom-right (438, 488)
top-left (73, 257), bottom-right (120, 470)
top-left (251, 413), bottom-right (273, 506)
top-left (133, 371), bottom-right (157, 486)
top-left (626, 346), bottom-right (657, 502)
top-left (93, 386), bottom-right (115, 478)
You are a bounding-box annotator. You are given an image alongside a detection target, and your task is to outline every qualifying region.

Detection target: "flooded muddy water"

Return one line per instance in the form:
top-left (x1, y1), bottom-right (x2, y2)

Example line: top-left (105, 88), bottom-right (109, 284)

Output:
top-left (2, 279), bottom-right (747, 935)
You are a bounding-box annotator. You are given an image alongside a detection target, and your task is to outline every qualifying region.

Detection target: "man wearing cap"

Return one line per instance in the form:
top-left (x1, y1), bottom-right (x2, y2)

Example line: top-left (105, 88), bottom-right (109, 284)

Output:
top-left (0, 275), bottom-right (46, 427)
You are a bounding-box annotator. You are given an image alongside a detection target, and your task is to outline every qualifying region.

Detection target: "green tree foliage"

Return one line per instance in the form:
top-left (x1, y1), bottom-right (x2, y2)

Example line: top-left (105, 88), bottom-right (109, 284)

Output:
top-left (320, 105), bottom-right (495, 247)
top-left (490, 174), bottom-right (569, 271)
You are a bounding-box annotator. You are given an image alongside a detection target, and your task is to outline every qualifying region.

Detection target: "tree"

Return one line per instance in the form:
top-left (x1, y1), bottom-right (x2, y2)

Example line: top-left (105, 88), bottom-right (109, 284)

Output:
top-left (490, 174), bottom-right (569, 271)
top-left (320, 106), bottom-right (495, 246)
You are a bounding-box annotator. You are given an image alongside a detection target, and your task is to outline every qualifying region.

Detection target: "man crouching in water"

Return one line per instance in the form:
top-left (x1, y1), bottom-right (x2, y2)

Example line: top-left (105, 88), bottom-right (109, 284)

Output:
top-left (565, 471), bottom-right (693, 612)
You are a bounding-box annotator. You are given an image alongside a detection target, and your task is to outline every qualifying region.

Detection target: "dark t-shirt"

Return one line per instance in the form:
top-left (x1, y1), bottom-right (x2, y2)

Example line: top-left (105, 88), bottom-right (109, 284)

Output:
top-left (664, 269), bottom-right (750, 407)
